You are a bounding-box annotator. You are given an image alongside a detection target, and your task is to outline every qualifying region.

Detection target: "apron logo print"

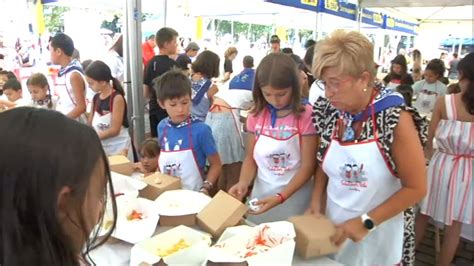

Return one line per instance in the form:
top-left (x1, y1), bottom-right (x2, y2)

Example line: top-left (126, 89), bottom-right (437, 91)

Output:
top-left (97, 122), bottom-right (111, 131)
top-left (339, 162), bottom-right (368, 190)
top-left (164, 163), bottom-right (181, 177)
top-left (268, 152), bottom-right (291, 175)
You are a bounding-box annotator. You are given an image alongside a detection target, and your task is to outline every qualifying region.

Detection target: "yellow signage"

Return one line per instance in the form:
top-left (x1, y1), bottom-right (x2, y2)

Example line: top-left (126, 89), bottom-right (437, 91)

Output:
top-left (386, 17), bottom-right (395, 28)
top-left (325, 0), bottom-right (339, 12)
top-left (301, 0), bottom-right (318, 6)
top-left (373, 13), bottom-right (383, 24)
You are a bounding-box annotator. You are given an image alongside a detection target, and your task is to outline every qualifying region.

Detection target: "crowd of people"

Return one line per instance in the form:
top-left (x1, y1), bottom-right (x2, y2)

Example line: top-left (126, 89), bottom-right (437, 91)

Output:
top-left (0, 26), bottom-right (472, 266)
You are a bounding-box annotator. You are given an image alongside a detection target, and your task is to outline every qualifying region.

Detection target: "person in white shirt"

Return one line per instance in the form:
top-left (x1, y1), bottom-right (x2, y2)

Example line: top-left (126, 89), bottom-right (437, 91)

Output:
top-left (413, 59), bottom-right (448, 115)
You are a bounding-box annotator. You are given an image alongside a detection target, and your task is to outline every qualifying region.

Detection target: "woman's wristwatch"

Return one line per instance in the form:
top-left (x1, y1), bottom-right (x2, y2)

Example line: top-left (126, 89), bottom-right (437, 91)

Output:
top-left (199, 180), bottom-right (214, 193)
top-left (361, 213), bottom-right (376, 232)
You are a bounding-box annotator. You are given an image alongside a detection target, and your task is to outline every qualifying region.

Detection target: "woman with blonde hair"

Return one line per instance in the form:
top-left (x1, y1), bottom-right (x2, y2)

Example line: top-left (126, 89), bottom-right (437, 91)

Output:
top-left (222, 47), bottom-right (238, 82)
top-left (308, 30), bottom-right (427, 265)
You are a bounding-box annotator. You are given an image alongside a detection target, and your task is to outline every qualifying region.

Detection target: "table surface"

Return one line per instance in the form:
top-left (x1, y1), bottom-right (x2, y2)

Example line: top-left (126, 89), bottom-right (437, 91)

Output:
top-left (89, 225), bottom-right (343, 266)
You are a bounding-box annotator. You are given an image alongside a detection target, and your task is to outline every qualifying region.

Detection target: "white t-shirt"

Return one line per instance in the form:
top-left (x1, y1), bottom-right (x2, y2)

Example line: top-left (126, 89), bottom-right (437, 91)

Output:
top-left (214, 88), bottom-right (253, 110)
top-left (413, 80), bottom-right (447, 96)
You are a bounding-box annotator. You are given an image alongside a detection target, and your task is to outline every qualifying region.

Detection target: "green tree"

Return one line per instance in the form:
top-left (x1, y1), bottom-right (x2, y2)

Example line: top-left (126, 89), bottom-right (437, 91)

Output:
top-left (43, 6), bottom-right (69, 33)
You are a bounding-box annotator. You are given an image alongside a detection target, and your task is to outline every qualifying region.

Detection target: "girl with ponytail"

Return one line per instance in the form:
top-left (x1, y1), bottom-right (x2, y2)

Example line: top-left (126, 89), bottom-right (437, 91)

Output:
top-left (85, 60), bottom-right (131, 158)
top-left (27, 73), bottom-right (56, 109)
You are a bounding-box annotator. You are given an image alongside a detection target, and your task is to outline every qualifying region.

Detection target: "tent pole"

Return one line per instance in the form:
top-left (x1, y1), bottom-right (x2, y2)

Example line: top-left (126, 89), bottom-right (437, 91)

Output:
top-left (123, 0), bottom-right (133, 142)
top-left (126, 0), bottom-right (145, 153)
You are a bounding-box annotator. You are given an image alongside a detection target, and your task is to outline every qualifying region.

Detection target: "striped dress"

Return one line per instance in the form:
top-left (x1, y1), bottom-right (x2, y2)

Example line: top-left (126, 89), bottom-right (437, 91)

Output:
top-left (420, 94), bottom-right (473, 228)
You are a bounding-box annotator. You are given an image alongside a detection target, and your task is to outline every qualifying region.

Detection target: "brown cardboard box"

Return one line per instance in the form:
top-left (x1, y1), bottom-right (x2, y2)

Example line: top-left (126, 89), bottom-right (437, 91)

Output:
top-left (288, 215), bottom-right (339, 259)
top-left (108, 155), bottom-right (134, 176)
top-left (159, 214), bottom-right (196, 227)
top-left (196, 190), bottom-right (248, 238)
top-left (139, 173), bottom-right (181, 200)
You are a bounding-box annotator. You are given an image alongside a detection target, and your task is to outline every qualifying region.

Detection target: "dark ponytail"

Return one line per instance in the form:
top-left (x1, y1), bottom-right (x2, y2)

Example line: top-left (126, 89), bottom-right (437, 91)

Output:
top-left (85, 60), bottom-right (124, 95)
top-left (111, 77), bottom-right (125, 96)
top-left (457, 53), bottom-right (474, 114)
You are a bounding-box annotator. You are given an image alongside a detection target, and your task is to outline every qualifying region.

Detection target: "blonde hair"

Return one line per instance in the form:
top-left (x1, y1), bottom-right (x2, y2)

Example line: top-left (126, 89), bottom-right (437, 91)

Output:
top-left (312, 30), bottom-right (374, 81)
top-left (224, 47), bottom-right (238, 59)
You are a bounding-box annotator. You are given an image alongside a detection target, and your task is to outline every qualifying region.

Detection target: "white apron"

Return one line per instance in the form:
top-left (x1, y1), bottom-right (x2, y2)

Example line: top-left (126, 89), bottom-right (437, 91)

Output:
top-left (248, 110), bottom-right (313, 224)
top-left (414, 81), bottom-right (439, 114)
top-left (92, 93), bottom-right (131, 157)
top-left (386, 79), bottom-right (401, 90)
top-left (55, 69), bottom-right (87, 123)
top-left (322, 106), bottom-right (404, 265)
top-left (158, 121), bottom-right (203, 191)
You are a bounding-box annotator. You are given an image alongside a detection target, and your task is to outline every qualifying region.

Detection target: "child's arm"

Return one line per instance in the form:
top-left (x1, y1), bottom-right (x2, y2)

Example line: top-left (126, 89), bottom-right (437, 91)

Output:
top-left (0, 99), bottom-right (16, 109)
top-left (201, 153), bottom-right (222, 195)
top-left (98, 95), bottom-right (126, 140)
top-left (228, 133), bottom-right (258, 201)
top-left (306, 163), bottom-right (328, 216)
top-left (87, 97), bottom-right (95, 126)
top-left (250, 134), bottom-right (318, 215)
top-left (67, 72), bottom-right (86, 119)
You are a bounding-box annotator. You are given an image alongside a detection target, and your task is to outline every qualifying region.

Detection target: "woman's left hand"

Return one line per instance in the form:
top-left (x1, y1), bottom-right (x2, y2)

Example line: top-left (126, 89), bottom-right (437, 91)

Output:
top-left (331, 217), bottom-right (369, 246)
top-left (248, 195), bottom-right (281, 215)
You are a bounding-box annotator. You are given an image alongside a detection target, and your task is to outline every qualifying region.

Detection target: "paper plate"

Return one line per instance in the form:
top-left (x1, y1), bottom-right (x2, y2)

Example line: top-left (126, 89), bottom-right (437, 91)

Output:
top-left (155, 190), bottom-right (211, 216)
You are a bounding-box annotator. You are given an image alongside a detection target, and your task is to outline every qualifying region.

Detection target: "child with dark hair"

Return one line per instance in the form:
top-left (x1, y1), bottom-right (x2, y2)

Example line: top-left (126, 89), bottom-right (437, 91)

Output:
top-left (27, 73), bottom-right (56, 109)
top-left (0, 70), bottom-right (17, 98)
top-left (229, 53), bottom-right (317, 224)
top-left (134, 138), bottom-right (160, 176)
top-left (190, 50), bottom-right (220, 121)
top-left (0, 107), bottom-right (117, 265)
top-left (85, 60), bottom-right (131, 157)
top-left (396, 84), bottom-right (414, 107)
top-left (155, 69), bottom-right (222, 193)
top-left (383, 54), bottom-right (414, 89)
top-left (0, 78), bottom-right (28, 109)
top-left (49, 33), bottom-right (87, 122)
top-left (144, 27), bottom-right (179, 138)
top-left (413, 58), bottom-right (448, 114)
top-left (416, 52), bottom-right (474, 266)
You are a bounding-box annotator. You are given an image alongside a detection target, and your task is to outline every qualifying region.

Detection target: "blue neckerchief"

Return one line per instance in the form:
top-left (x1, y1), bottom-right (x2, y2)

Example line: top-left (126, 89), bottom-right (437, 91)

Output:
top-left (166, 115), bottom-right (200, 129)
top-left (58, 59), bottom-right (83, 77)
top-left (229, 68), bottom-right (255, 91)
top-left (338, 88), bottom-right (405, 141)
top-left (301, 97), bottom-right (309, 105)
top-left (267, 104), bottom-right (290, 128)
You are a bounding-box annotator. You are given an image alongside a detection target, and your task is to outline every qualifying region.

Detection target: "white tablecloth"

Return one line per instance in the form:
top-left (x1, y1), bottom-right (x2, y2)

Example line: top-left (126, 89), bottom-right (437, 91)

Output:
top-left (89, 226), bottom-right (342, 266)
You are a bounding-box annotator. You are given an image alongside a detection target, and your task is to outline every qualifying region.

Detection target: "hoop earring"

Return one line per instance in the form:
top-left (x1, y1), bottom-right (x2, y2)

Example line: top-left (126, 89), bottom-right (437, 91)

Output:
top-left (363, 88), bottom-right (368, 92)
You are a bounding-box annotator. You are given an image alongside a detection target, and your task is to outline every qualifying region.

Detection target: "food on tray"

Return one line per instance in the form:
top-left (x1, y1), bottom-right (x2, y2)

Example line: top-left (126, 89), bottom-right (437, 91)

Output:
top-left (156, 239), bottom-right (190, 257)
top-left (127, 210), bottom-right (144, 221)
top-left (214, 225), bottom-right (290, 259)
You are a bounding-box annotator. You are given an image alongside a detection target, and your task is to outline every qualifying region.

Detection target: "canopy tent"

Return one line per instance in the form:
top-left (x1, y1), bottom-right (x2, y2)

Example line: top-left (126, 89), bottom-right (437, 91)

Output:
top-left (358, 0), bottom-right (472, 8)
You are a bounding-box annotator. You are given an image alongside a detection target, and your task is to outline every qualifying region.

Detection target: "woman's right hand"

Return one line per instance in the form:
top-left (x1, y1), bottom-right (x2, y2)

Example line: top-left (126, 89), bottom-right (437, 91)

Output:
top-left (228, 181), bottom-right (249, 201)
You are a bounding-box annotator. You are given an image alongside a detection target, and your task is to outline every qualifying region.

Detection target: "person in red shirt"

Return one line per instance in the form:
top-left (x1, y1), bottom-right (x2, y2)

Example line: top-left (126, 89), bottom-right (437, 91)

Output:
top-left (142, 34), bottom-right (156, 67)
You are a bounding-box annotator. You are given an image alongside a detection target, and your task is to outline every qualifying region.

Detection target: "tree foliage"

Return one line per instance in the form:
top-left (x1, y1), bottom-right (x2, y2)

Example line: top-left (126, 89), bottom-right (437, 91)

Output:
top-left (43, 6), bottom-right (69, 33)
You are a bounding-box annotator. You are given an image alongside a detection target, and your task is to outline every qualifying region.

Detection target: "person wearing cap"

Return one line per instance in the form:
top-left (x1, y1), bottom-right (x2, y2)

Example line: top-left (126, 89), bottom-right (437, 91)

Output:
top-left (142, 34), bottom-right (156, 67)
top-left (269, 35), bottom-right (281, 54)
top-left (176, 41), bottom-right (200, 73)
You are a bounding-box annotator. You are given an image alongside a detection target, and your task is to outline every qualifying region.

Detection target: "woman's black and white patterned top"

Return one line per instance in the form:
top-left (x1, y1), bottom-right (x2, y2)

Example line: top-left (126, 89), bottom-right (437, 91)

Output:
top-left (311, 89), bottom-right (428, 174)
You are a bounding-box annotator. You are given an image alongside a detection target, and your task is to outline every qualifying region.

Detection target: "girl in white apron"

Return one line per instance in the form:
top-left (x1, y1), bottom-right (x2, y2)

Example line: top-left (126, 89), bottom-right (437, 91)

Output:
top-left (26, 73), bottom-right (57, 110)
top-left (382, 55), bottom-right (414, 90)
top-left (228, 53), bottom-right (317, 224)
top-left (85, 61), bottom-right (131, 158)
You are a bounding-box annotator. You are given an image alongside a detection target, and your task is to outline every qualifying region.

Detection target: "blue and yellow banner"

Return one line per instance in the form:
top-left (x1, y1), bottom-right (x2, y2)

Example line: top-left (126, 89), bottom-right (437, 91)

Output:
top-left (384, 16), bottom-right (418, 35)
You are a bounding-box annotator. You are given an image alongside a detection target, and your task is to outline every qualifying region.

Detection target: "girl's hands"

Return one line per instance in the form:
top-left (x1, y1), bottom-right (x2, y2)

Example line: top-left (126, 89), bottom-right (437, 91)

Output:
top-left (228, 181), bottom-right (250, 201)
top-left (247, 195), bottom-right (281, 215)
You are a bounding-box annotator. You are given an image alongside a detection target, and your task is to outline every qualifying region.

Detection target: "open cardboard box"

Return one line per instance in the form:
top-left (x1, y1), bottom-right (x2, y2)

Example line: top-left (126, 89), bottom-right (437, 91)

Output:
top-left (288, 215), bottom-right (339, 259)
top-left (197, 190), bottom-right (248, 238)
top-left (206, 221), bottom-right (296, 266)
top-left (154, 190), bottom-right (211, 226)
top-left (139, 172), bottom-right (182, 200)
top-left (108, 155), bottom-right (134, 176)
top-left (130, 225), bottom-right (212, 266)
top-left (105, 197), bottom-right (160, 244)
